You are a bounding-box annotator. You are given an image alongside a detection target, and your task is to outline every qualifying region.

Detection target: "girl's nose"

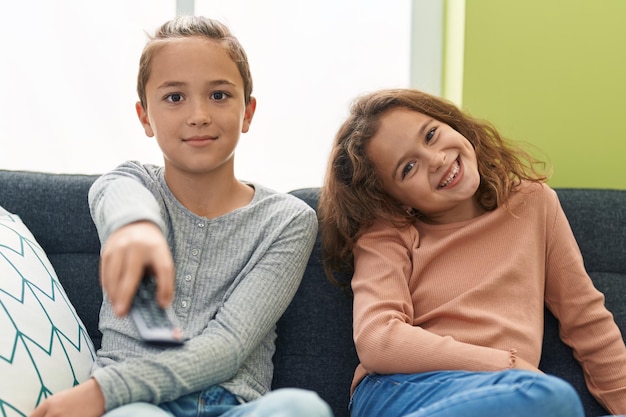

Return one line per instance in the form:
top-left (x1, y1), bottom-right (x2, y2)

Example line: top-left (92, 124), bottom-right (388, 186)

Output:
top-left (428, 151), bottom-right (446, 173)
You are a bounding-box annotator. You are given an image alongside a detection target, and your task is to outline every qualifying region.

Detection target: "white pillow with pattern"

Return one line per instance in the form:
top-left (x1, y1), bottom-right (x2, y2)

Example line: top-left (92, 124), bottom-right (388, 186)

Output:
top-left (0, 210), bottom-right (95, 416)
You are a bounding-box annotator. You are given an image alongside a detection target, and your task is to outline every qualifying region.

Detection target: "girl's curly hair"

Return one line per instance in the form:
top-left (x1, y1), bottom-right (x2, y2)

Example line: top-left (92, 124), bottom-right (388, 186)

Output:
top-left (318, 88), bottom-right (549, 291)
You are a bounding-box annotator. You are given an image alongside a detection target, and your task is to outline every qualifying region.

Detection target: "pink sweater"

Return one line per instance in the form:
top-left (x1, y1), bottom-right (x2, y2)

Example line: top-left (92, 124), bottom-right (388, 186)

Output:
top-left (351, 182), bottom-right (626, 413)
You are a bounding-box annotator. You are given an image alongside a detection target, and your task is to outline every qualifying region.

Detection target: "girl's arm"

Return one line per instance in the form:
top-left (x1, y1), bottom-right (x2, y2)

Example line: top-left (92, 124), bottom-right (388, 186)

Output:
top-left (351, 222), bottom-right (519, 374)
top-left (543, 191), bottom-right (626, 414)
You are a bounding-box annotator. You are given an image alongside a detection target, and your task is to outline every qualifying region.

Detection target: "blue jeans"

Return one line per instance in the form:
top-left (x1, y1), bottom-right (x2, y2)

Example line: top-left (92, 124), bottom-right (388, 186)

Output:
top-left (103, 386), bottom-right (333, 417)
top-left (349, 370), bottom-right (585, 417)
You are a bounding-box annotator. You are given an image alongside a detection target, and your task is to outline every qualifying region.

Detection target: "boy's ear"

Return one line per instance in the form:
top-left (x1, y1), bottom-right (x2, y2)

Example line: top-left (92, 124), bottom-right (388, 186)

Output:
top-left (135, 101), bottom-right (155, 137)
top-left (241, 97), bottom-right (257, 134)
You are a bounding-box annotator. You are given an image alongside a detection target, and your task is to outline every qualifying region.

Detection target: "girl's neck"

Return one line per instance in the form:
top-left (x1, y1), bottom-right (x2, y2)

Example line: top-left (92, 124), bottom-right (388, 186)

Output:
top-left (420, 199), bottom-right (487, 225)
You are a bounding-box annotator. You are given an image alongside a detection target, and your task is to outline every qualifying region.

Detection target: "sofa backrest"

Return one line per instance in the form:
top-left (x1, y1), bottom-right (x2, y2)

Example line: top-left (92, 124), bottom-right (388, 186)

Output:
top-left (273, 188), bottom-right (358, 415)
top-left (1, 170), bottom-right (624, 417)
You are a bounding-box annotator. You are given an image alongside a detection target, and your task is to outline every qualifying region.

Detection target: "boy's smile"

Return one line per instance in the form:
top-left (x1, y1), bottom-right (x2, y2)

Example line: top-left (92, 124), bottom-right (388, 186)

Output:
top-left (136, 36), bottom-right (256, 180)
top-left (183, 135), bottom-right (217, 147)
top-left (368, 108), bottom-right (484, 224)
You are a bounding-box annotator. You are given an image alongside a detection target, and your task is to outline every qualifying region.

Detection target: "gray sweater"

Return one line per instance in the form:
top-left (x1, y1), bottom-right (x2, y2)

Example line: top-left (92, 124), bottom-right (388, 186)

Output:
top-left (87, 161), bottom-right (318, 411)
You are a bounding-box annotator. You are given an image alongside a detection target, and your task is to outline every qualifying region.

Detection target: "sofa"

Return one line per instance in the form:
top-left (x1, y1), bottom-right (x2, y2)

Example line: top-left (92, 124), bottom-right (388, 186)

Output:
top-left (0, 169), bottom-right (624, 417)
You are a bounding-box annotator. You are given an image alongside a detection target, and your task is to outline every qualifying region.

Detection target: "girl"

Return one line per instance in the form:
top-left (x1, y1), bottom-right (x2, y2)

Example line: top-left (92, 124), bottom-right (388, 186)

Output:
top-left (30, 16), bottom-right (332, 417)
top-left (318, 88), bottom-right (626, 416)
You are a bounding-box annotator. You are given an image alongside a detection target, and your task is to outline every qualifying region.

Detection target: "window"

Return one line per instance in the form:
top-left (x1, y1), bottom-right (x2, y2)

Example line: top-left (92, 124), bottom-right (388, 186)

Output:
top-left (1, 0), bottom-right (412, 192)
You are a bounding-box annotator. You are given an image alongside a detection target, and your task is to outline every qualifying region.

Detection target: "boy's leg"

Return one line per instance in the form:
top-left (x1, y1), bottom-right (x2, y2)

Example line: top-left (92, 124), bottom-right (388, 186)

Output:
top-left (99, 387), bottom-right (332, 417)
top-left (350, 370), bottom-right (584, 417)
top-left (101, 386), bottom-right (237, 417)
top-left (103, 403), bottom-right (174, 417)
top-left (220, 388), bottom-right (333, 417)
top-left (160, 386), bottom-right (239, 417)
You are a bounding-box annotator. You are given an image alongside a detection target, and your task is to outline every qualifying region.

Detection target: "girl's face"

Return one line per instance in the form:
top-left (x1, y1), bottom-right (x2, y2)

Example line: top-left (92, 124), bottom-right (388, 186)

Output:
top-left (136, 37), bottom-right (256, 181)
top-left (367, 108), bottom-right (484, 224)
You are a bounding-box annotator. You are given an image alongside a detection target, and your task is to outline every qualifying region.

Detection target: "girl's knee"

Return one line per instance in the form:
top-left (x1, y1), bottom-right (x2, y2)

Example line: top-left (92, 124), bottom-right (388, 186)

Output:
top-left (536, 374), bottom-right (578, 398)
top-left (531, 374), bottom-right (584, 416)
top-left (261, 388), bottom-right (333, 417)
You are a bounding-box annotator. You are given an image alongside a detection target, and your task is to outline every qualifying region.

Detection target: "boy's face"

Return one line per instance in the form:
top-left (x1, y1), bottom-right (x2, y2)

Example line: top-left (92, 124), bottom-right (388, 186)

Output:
top-left (367, 108), bottom-right (483, 224)
top-left (136, 37), bottom-right (256, 178)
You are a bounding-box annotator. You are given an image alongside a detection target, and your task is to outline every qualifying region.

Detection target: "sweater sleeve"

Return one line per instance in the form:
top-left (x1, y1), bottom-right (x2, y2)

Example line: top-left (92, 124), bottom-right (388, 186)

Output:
top-left (543, 190), bottom-right (626, 414)
top-left (352, 221), bottom-right (513, 376)
top-left (88, 162), bottom-right (166, 243)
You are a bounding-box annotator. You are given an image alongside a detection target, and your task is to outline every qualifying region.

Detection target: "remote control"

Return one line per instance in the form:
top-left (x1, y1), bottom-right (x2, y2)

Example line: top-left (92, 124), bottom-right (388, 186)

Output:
top-left (130, 274), bottom-right (186, 347)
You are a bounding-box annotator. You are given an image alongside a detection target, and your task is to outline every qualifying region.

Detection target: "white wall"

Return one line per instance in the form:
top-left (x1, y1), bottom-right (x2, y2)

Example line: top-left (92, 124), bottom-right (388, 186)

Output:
top-left (1, 1), bottom-right (412, 192)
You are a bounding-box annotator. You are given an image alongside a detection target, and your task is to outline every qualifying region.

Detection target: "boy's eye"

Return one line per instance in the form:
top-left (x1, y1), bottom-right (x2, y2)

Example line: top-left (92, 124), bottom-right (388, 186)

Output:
top-left (165, 93), bottom-right (184, 103)
top-left (426, 127), bottom-right (436, 143)
top-left (402, 161), bottom-right (415, 179)
top-left (211, 91), bottom-right (229, 101)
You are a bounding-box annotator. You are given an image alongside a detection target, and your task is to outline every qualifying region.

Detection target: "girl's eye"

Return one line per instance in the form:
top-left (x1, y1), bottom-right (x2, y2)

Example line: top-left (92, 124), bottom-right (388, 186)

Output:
top-left (426, 127), bottom-right (436, 143)
top-left (402, 161), bottom-right (415, 179)
top-left (165, 93), bottom-right (184, 103)
top-left (211, 91), bottom-right (230, 101)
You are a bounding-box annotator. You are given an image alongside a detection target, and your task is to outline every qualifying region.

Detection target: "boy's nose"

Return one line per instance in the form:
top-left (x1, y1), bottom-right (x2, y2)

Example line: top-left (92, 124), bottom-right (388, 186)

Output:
top-left (187, 102), bottom-right (212, 126)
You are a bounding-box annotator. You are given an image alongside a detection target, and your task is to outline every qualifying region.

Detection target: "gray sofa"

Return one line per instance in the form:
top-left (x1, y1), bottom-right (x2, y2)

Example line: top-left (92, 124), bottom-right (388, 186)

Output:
top-left (0, 169), bottom-right (624, 417)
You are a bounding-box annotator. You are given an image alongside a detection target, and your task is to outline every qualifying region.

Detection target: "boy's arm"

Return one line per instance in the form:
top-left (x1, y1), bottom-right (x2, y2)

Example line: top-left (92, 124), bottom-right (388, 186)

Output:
top-left (100, 221), bottom-right (174, 316)
top-left (88, 168), bottom-right (174, 315)
top-left (88, 172), bottom-right (165, 243)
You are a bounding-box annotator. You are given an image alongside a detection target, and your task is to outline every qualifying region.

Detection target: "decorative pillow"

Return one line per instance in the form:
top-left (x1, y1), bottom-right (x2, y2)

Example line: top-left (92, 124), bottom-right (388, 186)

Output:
top-left (0, 210), bottom-right (95, 416)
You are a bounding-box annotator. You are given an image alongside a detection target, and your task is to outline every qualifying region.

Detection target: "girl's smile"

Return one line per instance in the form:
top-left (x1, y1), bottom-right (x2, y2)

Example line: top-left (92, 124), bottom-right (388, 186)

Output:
top-left (437, 156), bottom-right (461, 189)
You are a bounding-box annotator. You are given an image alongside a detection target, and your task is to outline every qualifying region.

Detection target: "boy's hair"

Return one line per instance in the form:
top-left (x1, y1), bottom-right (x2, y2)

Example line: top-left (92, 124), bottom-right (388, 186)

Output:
top-left (137, 15), bottom-right (253, 109)
top-left (318, 88), bottom-right (548, 289)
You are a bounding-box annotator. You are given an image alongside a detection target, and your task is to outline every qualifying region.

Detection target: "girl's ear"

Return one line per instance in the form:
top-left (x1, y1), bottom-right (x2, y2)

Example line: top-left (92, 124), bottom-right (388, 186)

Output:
top-left (136, 102), bottom-right (155, 137)
top-left (241, 96), bottom-right (257, 133)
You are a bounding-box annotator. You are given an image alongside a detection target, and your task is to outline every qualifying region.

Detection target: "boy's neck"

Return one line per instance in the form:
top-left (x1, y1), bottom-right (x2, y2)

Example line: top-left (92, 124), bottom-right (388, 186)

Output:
top-left (164, 170), bottom-right (255, 219)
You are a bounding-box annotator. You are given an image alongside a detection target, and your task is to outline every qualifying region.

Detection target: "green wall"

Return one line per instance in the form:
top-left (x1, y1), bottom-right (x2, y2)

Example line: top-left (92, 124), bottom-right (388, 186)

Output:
top-left (457, 0), bottom-right (626, 189)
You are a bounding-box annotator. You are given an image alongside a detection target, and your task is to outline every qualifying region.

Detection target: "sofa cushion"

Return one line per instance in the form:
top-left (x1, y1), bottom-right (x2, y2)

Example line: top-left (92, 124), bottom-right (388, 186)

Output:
top-left (0, 209), bottom-right (96, 416)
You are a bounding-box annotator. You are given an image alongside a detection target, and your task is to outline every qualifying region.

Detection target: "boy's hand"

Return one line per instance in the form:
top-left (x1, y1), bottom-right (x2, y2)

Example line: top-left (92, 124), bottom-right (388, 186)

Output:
top-left (100, 221), bottom-right (175, 316)
top-left (29, 378), bottom-right (105, 417)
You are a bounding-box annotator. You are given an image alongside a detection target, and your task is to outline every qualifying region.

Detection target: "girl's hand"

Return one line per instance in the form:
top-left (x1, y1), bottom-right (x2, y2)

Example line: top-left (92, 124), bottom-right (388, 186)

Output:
top-left (99, 221), bottom-right (175, 316)
top-left (29, 378), bottom-right (105, 417)
top-left (513, 356), bottom-right (543, 373)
